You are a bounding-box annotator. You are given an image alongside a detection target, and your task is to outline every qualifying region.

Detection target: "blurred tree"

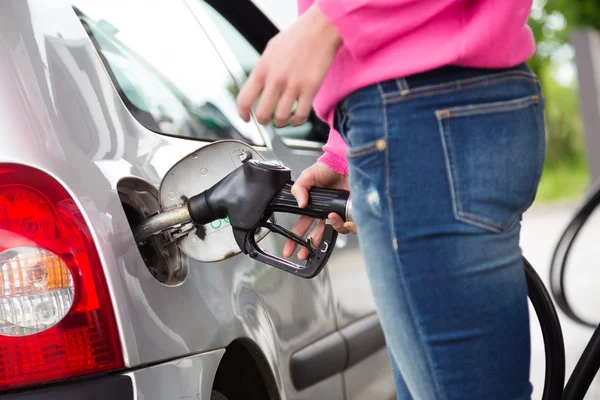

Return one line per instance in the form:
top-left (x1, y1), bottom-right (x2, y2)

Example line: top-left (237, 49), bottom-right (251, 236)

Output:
top-left (545, 0), bottom-right (600, 30)
top-left (527, 5), bottom-right (568, 78)
top-left (524, 0), bottom-right (592, 200)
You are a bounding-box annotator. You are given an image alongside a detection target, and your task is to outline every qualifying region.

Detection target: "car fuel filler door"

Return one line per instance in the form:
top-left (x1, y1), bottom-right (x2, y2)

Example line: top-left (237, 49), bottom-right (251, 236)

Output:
top-left (133, 140), bottom-right (353, 278)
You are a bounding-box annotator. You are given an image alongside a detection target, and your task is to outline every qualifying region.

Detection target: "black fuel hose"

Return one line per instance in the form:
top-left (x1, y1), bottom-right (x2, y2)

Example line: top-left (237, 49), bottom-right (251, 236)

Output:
top-left (549, 179), bottom-right (600, 328)
top-left (525, 256), bottom-right (566, 400)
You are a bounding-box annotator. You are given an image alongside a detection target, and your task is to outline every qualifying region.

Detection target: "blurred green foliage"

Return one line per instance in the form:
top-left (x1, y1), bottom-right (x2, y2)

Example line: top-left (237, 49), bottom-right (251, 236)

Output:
top-left (545, 0), bottom-right (600, 30)
top-left (527, 0), bottom-right (593, 202)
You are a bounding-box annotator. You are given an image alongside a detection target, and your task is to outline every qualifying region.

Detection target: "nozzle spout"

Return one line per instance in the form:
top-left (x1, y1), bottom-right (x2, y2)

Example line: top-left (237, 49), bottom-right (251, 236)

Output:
top-left (133, 205), bottom-right (191, 243)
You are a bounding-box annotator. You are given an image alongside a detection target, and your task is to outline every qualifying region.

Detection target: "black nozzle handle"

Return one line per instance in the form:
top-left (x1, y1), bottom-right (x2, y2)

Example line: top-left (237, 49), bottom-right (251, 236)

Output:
top-left (186, 159), bottom-right (292, 229)
top-left (267, 182), bottom-right (351, 222)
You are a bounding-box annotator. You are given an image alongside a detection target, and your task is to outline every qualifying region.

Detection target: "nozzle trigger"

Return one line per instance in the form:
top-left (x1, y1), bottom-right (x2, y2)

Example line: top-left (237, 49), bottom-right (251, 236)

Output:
top-left (235, 218), bottom-right (338, 279)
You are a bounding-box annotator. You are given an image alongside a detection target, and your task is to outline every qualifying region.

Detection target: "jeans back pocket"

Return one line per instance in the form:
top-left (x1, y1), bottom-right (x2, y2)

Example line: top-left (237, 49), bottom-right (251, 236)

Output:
top-left (436, 95), bottom-right (545, 233)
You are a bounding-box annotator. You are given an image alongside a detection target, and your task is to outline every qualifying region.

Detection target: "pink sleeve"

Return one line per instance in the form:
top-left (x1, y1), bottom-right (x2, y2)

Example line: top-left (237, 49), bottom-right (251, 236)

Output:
top-left (318, 127), bottom-right (349, 176)
top-left (315, 0), bottom-right (454, 59)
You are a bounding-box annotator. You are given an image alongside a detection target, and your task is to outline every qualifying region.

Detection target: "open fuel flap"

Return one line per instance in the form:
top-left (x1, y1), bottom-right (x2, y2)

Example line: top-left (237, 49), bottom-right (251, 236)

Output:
top-left (132, 140), bottom-right (270, 267)
top-left (129, 139), bottom-right (352, 280)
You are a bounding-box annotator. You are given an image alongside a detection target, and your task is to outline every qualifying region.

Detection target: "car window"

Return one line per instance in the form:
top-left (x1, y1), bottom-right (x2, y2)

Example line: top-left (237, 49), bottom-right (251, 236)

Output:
top-left (199, 1), bottom-right (330, 144)
top-left (73, 0), bottom-right (265, 146)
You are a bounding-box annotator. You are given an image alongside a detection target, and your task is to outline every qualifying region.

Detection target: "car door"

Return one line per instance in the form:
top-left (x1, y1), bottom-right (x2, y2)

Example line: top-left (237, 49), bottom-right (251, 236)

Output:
top-left (196, 1), bottom-right (396, 398)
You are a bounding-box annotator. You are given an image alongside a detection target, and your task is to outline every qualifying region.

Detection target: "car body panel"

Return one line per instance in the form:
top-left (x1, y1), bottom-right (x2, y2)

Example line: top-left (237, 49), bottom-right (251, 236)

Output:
top-left (126, 349), bottom-right (224, 400)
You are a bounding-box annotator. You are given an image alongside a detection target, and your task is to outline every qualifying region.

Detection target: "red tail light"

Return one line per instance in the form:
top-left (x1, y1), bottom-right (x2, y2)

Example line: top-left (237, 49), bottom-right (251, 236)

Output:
top-left (0, 164), bottom-right (123, 391)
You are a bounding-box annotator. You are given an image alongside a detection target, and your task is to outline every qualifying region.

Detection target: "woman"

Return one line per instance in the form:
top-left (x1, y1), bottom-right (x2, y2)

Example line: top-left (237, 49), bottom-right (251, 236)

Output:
top-left (237, 1), bottom-right (545, 398)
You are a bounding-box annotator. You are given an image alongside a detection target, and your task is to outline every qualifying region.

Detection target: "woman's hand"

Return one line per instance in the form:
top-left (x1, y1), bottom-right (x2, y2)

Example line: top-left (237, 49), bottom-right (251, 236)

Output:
top-left (236, 4), bottom-right (342, 127)
top-left (284, 162), bottom-right (357, 261)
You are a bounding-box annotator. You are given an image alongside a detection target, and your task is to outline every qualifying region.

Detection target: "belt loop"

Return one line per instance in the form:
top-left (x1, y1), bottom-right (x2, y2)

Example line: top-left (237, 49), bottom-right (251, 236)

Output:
top-left (396, 78), bottom-right (410, 94)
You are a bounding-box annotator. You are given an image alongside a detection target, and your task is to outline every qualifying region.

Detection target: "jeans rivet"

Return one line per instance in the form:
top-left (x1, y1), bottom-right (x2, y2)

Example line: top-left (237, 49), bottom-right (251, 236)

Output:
top-left (376, 140), bottom-right (387, 151)
top-left (437, 110), bottom-right (451, 118)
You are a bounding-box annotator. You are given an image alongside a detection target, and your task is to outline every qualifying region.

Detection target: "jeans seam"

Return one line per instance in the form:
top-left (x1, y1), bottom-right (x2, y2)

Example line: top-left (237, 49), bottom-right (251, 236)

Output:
top-left (439, 95), bottom-right (540, 118)
top-left (385, 101), bottom-right (447, 400)
top-left (382, 70), bottom-right (538, 98)
top-left (347, 139), bottom-right (386, 158)
top-left (436, 113), bottom-right (462, 222)
top-left (534, 101), bottom-right (546, 192)
top-left (458, 211), bottom-right (506, 232)
top-left (456, 215), bottom-right (504, 233)
top-left (384, 76), bottom-right (539, 104)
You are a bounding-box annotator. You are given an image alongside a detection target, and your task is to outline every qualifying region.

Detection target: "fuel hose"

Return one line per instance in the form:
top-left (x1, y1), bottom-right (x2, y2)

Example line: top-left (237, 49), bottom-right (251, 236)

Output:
top-left (525, 256), bottom-right (565, 400)
top-left (549, 179), bottom-right (600, 328)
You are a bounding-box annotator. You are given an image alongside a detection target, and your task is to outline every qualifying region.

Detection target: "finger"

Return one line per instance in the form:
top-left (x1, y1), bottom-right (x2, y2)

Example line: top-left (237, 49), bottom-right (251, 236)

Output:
top-left (273, 89), bottom-right (298, 128)
top-left (328, 213), bottom-right (349, 234)
top-left (283, 215), bottom-right (315, 258)
top-left (343, 221), bottom-right (357, 233)
top-left (291, 169), bottom-right (316, 208)
top-left (237, 68), bottom-right (266, 122)
top-left (299, 220), bottom-right (325, 260)
top-left (291, 92), bottom-right (314, 126)
top-left (255, 77), bottom-right (285, 125)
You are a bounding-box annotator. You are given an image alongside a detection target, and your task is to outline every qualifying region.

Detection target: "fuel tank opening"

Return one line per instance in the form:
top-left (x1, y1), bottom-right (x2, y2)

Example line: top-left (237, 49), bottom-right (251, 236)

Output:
top-left (117, 178), bottom-right (188, 286)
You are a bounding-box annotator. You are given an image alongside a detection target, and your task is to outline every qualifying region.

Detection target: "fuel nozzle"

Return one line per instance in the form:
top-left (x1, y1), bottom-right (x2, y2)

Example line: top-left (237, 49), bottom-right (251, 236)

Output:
top-left (186, 159), bottom-right (352, 278)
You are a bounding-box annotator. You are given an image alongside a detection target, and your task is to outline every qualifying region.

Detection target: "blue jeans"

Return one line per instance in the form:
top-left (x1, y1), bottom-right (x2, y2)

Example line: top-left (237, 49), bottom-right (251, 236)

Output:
top-left (334, 63), bottom-right (546, 399)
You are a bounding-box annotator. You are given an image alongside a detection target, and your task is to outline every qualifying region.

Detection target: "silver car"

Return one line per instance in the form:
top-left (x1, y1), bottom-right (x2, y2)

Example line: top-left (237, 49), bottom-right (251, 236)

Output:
top-left (0, 1), bottom-right (395, 399)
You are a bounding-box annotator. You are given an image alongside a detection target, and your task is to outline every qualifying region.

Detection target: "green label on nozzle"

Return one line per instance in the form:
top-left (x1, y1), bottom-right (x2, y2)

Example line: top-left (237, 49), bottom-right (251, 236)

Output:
top-left (207, 217), bottom-right (230, 234)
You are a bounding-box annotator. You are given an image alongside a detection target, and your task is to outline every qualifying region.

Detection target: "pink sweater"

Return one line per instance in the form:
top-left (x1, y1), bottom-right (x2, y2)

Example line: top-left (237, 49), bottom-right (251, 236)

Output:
top-left (298, 0), bottom-right (536, 175)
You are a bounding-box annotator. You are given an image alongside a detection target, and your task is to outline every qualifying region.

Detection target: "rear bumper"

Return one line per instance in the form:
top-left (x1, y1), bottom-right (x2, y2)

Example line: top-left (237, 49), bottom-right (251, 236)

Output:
top-left (1, 375), bottom-right (133, 400)
top-left (1, 349), bottom-right (225, 400)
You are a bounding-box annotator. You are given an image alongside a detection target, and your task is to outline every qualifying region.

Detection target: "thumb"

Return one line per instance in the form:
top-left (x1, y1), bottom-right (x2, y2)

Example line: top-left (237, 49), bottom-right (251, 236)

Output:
top-left (291, 169), bottom-right (316, 208)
